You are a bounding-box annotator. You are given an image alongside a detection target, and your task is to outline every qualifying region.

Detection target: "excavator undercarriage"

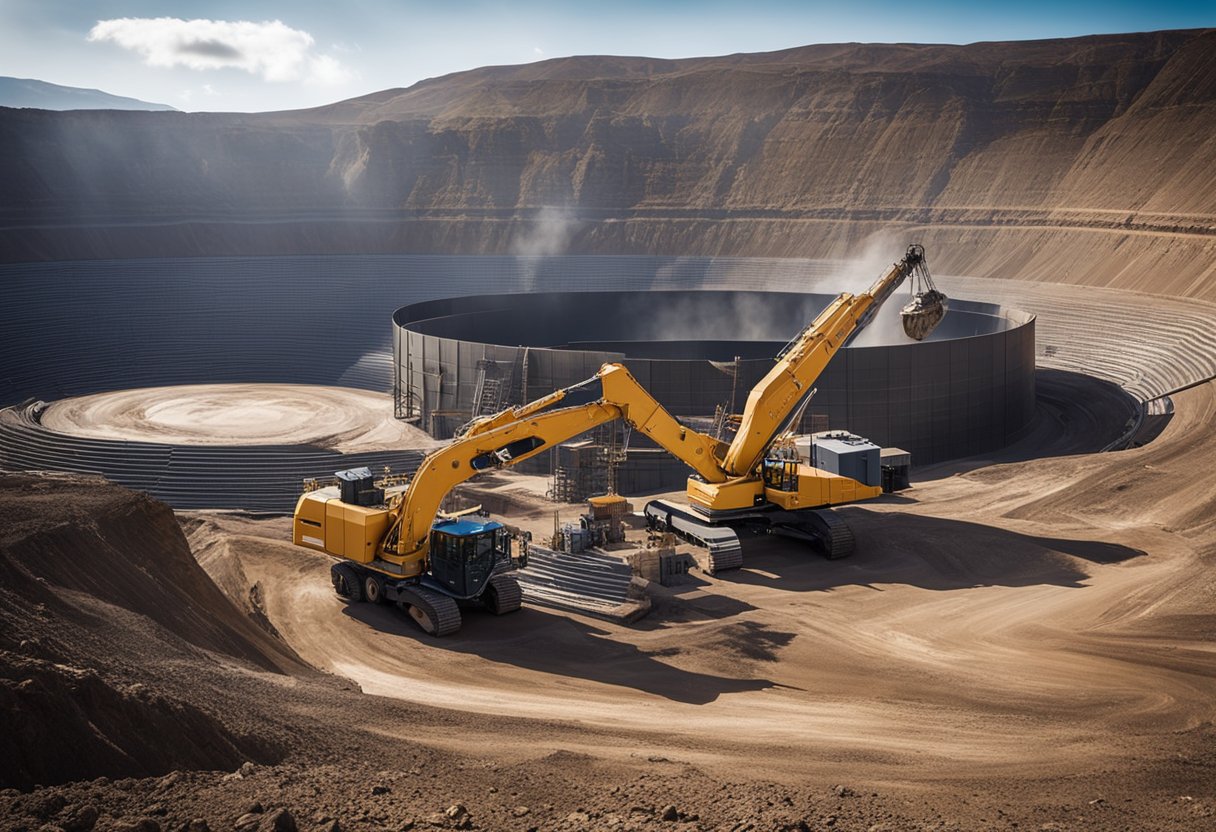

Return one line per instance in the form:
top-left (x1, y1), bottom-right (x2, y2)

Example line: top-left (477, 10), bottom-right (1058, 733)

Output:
top-left (644, 499), bottom-right (855, 574)
top-left (329, 548), bottom-right (523, 636)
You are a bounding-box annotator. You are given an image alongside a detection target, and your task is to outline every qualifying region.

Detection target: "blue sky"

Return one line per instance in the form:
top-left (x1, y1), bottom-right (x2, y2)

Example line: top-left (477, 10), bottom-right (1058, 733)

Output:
top-left (1, 1), bottom-right (1213, 112)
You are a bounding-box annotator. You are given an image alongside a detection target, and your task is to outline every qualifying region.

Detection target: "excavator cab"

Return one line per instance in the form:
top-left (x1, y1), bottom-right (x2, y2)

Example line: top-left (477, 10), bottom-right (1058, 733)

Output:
top-left (427, 518), bottom-right (512, 598)
top-left (762, 458), bottom-right (800, 492)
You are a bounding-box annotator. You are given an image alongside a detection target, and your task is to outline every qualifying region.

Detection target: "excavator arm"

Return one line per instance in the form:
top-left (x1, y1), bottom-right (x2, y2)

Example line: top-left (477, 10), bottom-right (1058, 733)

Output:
top-left (433, 246), bottom-right (941, 538)
top-left (721, 244), bottom-right (933, 477)
top-left (387, 399), bottom-right (621, 557)
top-left (378, 363), bottom-right (726, 565)
top-left (598, 364), bottom-right (727, 483)
top-left (295, 394), bottom-right (623, 575)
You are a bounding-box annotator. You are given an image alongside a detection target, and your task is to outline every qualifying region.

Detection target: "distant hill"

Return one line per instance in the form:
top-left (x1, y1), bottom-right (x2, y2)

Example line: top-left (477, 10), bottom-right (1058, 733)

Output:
top-left (0, 76), bottom-right (175, 111)
top-left (0, 30), bottom-right (1214, 299)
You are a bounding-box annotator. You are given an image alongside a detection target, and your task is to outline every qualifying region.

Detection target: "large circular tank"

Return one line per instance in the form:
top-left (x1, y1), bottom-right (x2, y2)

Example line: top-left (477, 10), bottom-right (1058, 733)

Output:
top-left (393, 290), bottom-right (1036, 468)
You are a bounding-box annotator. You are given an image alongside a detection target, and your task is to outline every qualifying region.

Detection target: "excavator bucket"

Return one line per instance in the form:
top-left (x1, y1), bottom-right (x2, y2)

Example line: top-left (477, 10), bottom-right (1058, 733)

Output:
top-left (900, 290), bottom-right (948, 341)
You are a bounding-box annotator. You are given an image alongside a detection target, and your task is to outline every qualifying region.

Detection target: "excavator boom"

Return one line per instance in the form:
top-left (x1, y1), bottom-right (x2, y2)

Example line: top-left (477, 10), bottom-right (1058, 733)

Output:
top-left (296, 363), bottom-right (726, 572)
top-left (721, 244), bottom-right (935, 477)
top-left (391, 400), bottom-right (621, 555)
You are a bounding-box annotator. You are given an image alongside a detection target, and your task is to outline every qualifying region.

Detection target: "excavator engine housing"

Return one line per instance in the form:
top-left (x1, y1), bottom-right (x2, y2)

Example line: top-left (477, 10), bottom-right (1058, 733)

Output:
top-left (761, 459), bottom-right (883, 509)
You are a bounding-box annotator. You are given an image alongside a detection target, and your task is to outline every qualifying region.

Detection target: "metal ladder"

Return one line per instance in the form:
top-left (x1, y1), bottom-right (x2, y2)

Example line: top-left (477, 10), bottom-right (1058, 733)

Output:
top-left (472, 376), bottom-right (505, 419)
top-left (471, 354), bottom-right (518, 419)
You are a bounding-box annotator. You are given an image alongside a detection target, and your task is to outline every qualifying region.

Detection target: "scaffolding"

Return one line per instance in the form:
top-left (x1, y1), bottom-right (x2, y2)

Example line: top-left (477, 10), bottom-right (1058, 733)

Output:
top-left (393, 357), bottom-right (418, 421)
top-left (547, 422), bottom-right (629, 503)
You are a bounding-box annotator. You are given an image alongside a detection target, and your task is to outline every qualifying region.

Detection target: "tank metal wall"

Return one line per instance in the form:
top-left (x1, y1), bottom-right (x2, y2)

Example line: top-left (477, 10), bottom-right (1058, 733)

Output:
top-left (803, 322), bottom-right (1036, 461)
top-left (394, 295), bottom-right (1036, 466)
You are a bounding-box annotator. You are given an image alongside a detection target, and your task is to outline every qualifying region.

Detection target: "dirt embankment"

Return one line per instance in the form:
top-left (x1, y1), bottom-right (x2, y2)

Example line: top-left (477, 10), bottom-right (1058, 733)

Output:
top-left (0, 473), bottom-right (305, 789)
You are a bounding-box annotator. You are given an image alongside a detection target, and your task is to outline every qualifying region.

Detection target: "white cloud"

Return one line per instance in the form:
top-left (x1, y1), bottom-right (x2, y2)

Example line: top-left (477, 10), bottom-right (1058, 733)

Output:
top-left (308, 54), bottom-right (353, 86)
top-left (87, 17), bottom-right (356, 85)
top-left (533, 46), bottom-right (545, 56)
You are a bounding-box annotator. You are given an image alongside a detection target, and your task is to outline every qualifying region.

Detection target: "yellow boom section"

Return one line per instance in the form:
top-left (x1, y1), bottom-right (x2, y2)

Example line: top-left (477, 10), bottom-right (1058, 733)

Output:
top-left (721, 247), bottom-right (923, 476)
top-left (598, 364), bottom-right (728, 483)
top-left (388, 400), bottom-right (621, 558)
top-left (381, 363), bottom-right (725, 563)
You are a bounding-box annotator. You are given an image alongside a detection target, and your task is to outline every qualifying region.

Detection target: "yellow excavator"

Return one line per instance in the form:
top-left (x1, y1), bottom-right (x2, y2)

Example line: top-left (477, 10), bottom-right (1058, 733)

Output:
top-left (292, 361), bottom-right (737, 636)
top-left (293, 244), bottom-right (943, 634)
top-left (645, 243), bottom-right (945, 569)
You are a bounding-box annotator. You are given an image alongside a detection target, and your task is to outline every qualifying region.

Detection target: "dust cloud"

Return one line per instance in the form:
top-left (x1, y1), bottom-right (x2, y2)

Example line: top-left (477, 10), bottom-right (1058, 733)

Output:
top-left (641, 233), bottom-right (924, 349)
top-left (511, 206), bottom-right (578, 290)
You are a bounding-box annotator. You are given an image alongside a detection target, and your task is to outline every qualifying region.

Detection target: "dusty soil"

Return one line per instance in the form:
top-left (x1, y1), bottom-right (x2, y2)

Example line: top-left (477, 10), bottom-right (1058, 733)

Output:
top-left (3, 380), bottom-right (1214, 830)
top-left (39, 384), bottom-right (435, 453)
top-left (184, 384), bottom-right (1216, 780)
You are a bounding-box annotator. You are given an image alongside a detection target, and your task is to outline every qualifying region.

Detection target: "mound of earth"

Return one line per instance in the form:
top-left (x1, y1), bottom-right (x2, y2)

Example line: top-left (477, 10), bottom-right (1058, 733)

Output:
top-left (0, 473), bottom-right (309, 789)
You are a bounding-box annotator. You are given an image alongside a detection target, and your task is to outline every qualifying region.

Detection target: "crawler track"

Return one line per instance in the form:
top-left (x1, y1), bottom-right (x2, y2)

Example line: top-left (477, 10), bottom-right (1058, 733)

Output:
top-left (484, 573), bottom-right (523, 615)
top-left (645, 499), bottom-right (745, 573)
top-left (398, 587), bottom-right (462, 637)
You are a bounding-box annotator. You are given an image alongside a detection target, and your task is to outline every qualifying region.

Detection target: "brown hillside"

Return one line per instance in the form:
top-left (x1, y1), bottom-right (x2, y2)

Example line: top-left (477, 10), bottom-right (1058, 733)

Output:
top-left (0, 30), bottom-right (1213, 296)
top-left (0, 473), bottom-right (302, 788)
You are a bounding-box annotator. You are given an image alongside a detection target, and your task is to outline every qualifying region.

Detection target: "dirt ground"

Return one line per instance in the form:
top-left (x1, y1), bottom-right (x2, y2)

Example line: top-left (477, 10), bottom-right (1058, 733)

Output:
top-left (184, 380), bottom-right (1216, 777)
top-left (4, 374), bottom-right (1213, 830)
top-left (39, 384), bottom-right (436, 453)
top-left (4, 302), bottom-right (1216, 830)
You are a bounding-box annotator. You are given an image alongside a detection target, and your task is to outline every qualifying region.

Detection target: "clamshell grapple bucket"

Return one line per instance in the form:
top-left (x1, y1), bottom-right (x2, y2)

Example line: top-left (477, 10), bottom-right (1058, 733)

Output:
top-left (901, 289), bottom-right (948, 341)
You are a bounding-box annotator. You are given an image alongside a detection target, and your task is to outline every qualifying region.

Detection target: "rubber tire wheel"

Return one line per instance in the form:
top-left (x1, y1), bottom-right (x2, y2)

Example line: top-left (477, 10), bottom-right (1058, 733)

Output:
top-left (331, 563), bottom-right (364, 602)
top-left (364, 574), bottom-right (384, 604)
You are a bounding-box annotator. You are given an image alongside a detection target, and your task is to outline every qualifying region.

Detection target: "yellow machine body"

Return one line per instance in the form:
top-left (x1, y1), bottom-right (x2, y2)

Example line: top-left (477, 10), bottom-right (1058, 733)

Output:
top-left (293, 491), bottom-right (425, 577)
top-left (686, 477), bottom-right (764, 512)
top-left (686, 464), bottom-right (882, 514)
top-left (761, 460), bottom-right (883, 509)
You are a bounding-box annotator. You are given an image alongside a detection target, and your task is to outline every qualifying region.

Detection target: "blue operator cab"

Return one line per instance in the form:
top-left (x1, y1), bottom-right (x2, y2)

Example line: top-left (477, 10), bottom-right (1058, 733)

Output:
top-left (427, 516), bottom-right (514, 599)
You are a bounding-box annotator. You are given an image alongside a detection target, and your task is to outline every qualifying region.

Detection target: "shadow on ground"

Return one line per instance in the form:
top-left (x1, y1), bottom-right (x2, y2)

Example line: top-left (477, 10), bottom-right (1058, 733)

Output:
top-left (723, 506), bottom-right (1145, 594)
top-left (337, 499), bottom-right (1144, 702)
top-left (342, 602), bottom-right (779, 704)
